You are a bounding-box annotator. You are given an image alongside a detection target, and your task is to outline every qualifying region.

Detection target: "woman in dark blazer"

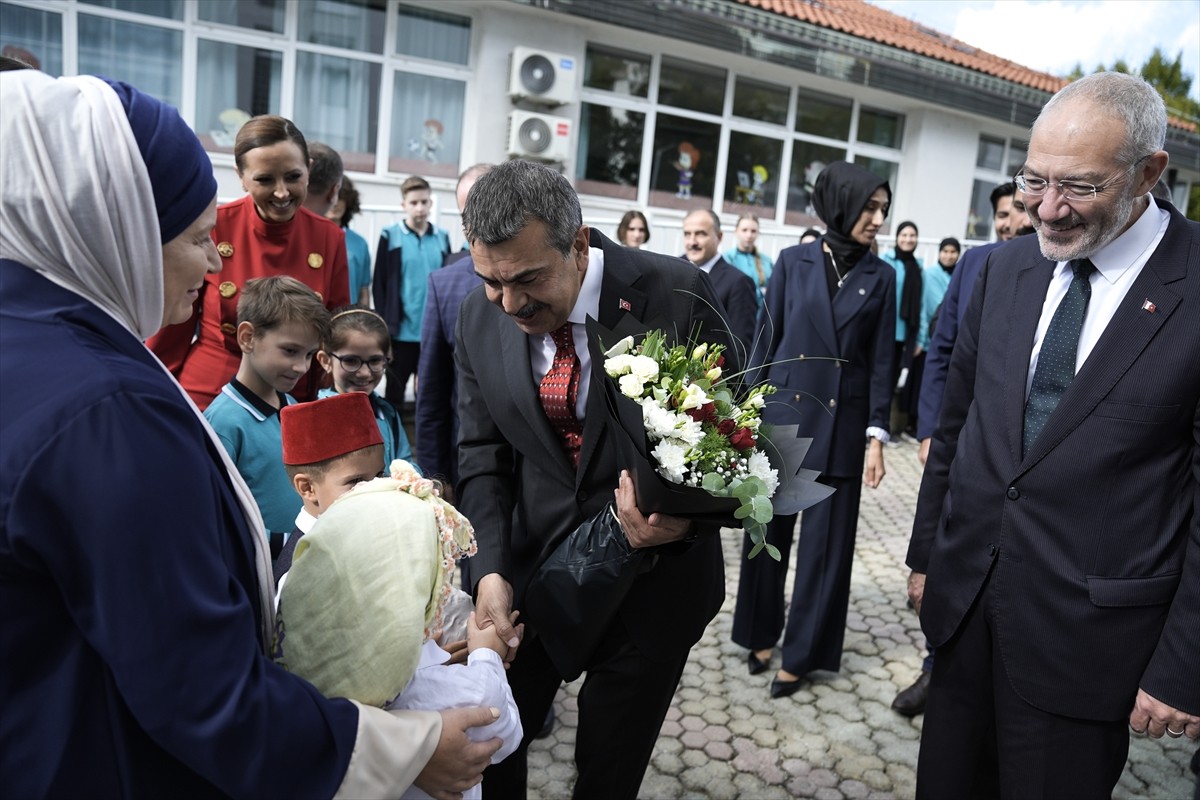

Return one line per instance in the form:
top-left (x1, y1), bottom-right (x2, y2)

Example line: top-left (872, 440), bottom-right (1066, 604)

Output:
top-left (733, 161), bottom-right (897, 697)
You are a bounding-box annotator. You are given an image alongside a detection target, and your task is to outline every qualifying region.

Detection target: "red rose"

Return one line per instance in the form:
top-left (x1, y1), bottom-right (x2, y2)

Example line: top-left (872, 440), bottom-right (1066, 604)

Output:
top-left (716, 355), bottom-right (726, 368)
top-left (717, 418), bottom-right (736, 436)
top-left (685, 402), bottom-right (716, 424)
top-left (730, 427), bottom-right (756, 450)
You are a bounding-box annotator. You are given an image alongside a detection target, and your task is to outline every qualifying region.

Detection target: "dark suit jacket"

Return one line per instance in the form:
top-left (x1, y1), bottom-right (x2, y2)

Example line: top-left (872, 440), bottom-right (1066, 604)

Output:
top-left (915, 239), bottom-right (1002, 440)
top-left (455, 229), bottom-right (734, 662)
top-left (907, 204), bottom-right (1200, 720)
top-left (705, 257), bottom-right (759, 353)
top-left (416, 253), bottom-right (481, 484)
top-left (751, 241), bottom-right (896, 477)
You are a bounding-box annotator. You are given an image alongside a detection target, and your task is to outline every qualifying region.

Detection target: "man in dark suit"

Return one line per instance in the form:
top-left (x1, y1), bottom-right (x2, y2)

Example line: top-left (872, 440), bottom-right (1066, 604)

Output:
top-left (891, 185), bottom-right (1032, 717)
top-left (455, 160), bottom-right (735, 799)
top-left (907, 71), bottom-right (1199, 798)
top-left (682, 209), bottom-right (758, 353)
top-left (415, 163), bottom-right (491, 487)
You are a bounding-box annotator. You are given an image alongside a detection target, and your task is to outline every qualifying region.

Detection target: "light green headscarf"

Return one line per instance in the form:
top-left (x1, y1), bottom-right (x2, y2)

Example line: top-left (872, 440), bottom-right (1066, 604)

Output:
top-left (276, 460), bottom-right (476, 706)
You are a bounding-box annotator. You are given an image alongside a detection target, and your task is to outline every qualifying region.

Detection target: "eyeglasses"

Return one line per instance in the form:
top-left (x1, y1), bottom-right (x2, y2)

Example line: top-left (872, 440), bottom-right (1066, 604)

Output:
top-left (1015, 155), bottom-right (1148, 202)
top-left (329, 353), bottom-right (387, 373)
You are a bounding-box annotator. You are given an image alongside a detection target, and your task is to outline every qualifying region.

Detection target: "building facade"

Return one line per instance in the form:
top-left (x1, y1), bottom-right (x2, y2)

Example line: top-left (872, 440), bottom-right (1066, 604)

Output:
top-left (3, 0), bottom-right (1196, 260)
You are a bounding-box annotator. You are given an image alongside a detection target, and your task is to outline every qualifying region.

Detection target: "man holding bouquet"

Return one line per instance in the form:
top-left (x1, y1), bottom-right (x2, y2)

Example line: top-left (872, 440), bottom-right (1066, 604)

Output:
top-left (455, 159), bottom-right (737, 799)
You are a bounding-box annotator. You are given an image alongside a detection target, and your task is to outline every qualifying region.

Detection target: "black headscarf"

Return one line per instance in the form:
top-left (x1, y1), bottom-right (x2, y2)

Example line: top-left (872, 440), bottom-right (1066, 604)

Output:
top-left (893, 220), bottom-right (922, 337)
top-left (811, 161), bottom-right (891, 270)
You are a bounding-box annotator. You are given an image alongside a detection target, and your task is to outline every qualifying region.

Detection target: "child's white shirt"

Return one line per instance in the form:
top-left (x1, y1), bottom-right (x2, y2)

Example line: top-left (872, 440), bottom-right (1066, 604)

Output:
top-left (387, 640), bottom-right (523, 800)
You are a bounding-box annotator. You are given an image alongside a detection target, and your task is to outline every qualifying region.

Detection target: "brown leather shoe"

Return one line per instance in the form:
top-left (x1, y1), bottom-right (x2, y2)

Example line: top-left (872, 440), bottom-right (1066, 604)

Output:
top-left (891, 671), bottom-right (931, 717)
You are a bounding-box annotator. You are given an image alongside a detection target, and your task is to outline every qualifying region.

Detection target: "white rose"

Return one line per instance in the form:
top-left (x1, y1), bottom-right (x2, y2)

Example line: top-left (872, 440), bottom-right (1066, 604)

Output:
top-left (604, 354), bottom-right (635, 377)
top-left (629, 355), bottom-right (659, 381)
top-left (706, 366), bottom-right (722, 382)
top-left (604, 335), bottom-right (635, 358)
top-left (691, 343), bottom-right (708, 360)
top-left (619, 374), bottom-right (645, 398)
top-left (679, 383), bottom-right (709, 411)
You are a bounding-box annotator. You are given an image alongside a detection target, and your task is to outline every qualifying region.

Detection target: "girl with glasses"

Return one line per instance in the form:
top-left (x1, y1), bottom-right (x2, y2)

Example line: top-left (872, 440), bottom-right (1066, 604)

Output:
top-left (317, 307), bottom-right (415, 469)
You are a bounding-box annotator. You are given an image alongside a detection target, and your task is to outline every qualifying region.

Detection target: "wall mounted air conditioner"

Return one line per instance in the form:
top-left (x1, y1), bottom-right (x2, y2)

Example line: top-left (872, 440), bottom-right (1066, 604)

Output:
top-left (509, 46), bottom-right (576, 106)
top-left (507, 110), bottom-right (572, 162)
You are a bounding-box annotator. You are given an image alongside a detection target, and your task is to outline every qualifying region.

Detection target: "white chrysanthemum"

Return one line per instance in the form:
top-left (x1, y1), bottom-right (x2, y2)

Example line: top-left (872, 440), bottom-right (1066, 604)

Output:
top-left (619, 374), bottom-right (645, 398)
top-left (640, 398), bottom-right (678, 440)
top-left (652, 439), bottom-right (690, 484)
top-left (673, 415), bottom-right (705, 446)
top-left (747, 450), bottom-right (779, 496)
top-left (679, 383), bottom-right (709, 410)
top-left (604, 354), bottom-right (635, 377)
top-left (629, 355), bottom-right (659, 381)
top-left (604, 335), bottom-right (635, 358)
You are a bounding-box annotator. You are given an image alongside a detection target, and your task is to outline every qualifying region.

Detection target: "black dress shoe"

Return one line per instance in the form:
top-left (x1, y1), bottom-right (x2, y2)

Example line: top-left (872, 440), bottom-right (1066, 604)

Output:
top-left (747, 651), bottom-right (770, 675)
top-left (891, 670), bottom-right (932, 717)
top-left (770, 676), bottom-right (803, 699)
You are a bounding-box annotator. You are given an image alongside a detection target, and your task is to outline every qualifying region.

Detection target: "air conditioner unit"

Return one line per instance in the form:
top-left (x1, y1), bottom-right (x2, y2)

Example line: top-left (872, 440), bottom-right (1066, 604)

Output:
top-left (507, 110), bottom-right (572, 161)
top-left (509, 46), bottom-right (576, 106)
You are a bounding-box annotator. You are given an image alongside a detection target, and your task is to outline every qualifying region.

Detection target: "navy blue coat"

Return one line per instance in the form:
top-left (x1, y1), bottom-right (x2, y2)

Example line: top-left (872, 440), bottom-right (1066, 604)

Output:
top-left (416, 252), bottom-right (482, 485)
top-left (0, 263), bottom-right (358, 797)
top-left (751, 241), bottom-right (896, 477)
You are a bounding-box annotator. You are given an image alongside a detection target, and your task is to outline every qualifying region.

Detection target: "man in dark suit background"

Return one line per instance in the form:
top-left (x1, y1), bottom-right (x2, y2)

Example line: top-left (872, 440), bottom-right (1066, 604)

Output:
top-left (415, 163), bottom-right (491, 487)
top-left (907, 71), bottom-right (1199, 798)
top-left (891, 184), bottom-right (1032, 717)
top-left (455, 160), bottom-right (735, 799)
top-left (682, 208), bottom-right (758, 353)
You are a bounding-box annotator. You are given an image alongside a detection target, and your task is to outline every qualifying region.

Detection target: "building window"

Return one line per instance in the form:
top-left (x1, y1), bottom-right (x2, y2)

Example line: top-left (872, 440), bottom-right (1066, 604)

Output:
top-left (300, 0), bottom-right (386, 54)
top-left (78, 13), bottom-right (182, 108)
top-left (195, 41), bottom-right (282, 153)
top-left (197, 0), bottom-right (285, 33)
top-left (649, 113), bottom-right (720, 209)
top-left (854, 155), bottom-right (898, 234)
top-left (395, 3), bottom-right (470, 66)
top-left (658, 56), bottom-right (725, 116)
top-left (796, 88), bottom-right (851, 140)
top-left (80, 0), bottom-right (182, 20)
top-left (785, 140), bottom-right (847, 226)
top-left (583, 44), bottom-right (649, 98)
top-left (294, 52), bottom-right (381, 173)
top-left (724, 132), bottom-right (783, 218)
top-left (1, 2), bottom-right (63, 75)
top-left (733, 76), bottom-right (788, 126)
top-left (966, 179), bottom-right (995, 240)
top-left (388, 72), bottom-right (466, 179)
top-left (857, 107), bottom-right (904, 149)
top-left (976, 135), bottom-right (1004, 171)
top-left (576, 102), bottom-right (645, 200)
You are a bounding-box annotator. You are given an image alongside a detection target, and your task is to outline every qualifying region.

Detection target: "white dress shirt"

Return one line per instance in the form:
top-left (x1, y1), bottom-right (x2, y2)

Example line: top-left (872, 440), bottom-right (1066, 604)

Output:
top-left (529, 246), bottom-right (604, 420)
top-left (1026, 197), bottom-right (1169, 398)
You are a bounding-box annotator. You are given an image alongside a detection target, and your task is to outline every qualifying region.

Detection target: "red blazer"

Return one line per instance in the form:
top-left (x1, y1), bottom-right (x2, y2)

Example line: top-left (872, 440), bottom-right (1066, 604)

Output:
top-left (148, 196), bottom-right (350, 408)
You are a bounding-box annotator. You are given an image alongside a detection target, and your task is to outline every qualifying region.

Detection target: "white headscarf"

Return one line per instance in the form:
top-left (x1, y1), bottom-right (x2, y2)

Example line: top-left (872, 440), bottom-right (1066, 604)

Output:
top-left (0, 71), bottom-right (163, 340)
top-left (0, 71), bottom-right (277, 644)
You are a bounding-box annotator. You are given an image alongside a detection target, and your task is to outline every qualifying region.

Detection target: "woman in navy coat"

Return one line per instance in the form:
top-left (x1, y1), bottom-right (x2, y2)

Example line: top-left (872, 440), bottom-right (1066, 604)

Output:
top-left (732, 161), bottom-right (897, 696)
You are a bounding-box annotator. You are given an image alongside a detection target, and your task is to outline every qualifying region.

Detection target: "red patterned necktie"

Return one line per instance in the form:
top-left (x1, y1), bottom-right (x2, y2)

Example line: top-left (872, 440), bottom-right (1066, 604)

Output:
top-left (539, 323), bottom-right (583, 468)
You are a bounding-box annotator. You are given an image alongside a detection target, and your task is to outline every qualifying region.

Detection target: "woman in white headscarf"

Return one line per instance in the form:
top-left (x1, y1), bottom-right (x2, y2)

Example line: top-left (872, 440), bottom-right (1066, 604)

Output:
top-left (0, 70), bottom-right (497, 798)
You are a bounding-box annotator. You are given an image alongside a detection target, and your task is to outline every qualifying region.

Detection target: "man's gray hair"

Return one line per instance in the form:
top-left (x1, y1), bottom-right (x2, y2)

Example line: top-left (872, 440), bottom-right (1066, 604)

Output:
top-left (463, 160), bottom-right (582, 255)
top-left (1036, 71), bottom-right (1167, 168)
top-left (306, 141), bottom-right (344, 196)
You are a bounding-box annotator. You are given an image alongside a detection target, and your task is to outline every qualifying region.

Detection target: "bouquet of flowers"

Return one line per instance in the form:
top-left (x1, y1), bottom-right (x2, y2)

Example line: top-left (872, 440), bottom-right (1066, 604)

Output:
top-left (587, 318), bottom-right (833, 560)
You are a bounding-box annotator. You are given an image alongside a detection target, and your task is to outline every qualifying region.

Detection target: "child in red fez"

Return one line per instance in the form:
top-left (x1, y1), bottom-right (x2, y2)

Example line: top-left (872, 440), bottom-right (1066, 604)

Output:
top-left (275, 391), bottom-right (385, 587)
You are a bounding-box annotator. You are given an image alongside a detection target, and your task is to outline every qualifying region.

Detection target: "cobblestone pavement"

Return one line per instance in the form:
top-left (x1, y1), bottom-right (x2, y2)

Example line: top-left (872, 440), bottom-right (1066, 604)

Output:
top-left (527, 437), bottom-right (1197, 799)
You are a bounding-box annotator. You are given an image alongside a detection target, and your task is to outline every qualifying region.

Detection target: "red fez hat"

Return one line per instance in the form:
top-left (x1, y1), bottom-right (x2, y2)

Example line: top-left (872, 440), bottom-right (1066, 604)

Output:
top-left (281, 392), bottom-right (383, 466)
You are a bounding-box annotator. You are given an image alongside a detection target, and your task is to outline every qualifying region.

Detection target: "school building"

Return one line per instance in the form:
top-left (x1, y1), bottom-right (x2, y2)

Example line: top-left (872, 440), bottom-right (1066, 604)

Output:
top-left (3, 0), bottom-right (1197, 258)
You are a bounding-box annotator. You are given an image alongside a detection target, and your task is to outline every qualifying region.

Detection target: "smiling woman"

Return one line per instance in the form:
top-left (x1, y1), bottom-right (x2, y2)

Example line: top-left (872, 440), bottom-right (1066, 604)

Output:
top-left (147, 114), bottom-right (352, 408)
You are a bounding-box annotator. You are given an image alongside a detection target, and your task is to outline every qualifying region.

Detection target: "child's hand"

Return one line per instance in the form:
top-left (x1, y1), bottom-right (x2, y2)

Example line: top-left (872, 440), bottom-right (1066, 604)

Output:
top-left (468, 610), bottom-right (519, 660)
top-left (440, 638), bottom-right (469, 665)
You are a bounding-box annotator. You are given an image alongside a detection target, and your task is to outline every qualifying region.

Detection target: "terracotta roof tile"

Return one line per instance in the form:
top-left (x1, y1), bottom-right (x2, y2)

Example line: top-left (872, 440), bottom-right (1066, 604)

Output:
top-left (736, 0), bottom-right (1066, 93)
top-left (734, 0), bottom-right (1196, 132)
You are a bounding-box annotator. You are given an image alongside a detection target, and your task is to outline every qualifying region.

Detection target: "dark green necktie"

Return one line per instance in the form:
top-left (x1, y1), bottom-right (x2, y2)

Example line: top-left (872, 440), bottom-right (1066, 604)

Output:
top-left (1023, 258), bottom-right (1096, 457)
